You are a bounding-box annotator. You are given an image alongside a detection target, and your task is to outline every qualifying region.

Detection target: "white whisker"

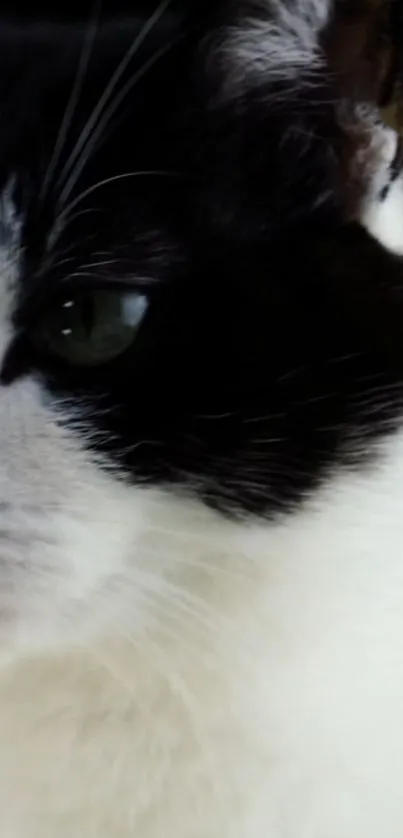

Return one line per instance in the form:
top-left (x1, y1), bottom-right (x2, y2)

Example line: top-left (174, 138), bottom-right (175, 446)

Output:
top-left (57, 170), bottom-right (177, 226)
top-left (40, 2), bottom-right (101, 202)
top-left (56, 0), bottom-right (172, 200)
top-left (58, 35), bottom-right (182, 209)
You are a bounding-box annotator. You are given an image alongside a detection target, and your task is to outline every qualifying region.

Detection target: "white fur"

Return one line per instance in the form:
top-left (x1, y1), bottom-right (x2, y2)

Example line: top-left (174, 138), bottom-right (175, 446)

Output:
top-left (0, 241), bottom-right (403, 835)
top-left (222, 0), bottom-right (332, 91)
top-left (3, 441), bottom-right (403, 836)
top-left (363, 173), bottom-right (403, 254)
top-left (356, 124), bottom-right (403, 255)
top-left (2, 17), bottom-right (403, 831)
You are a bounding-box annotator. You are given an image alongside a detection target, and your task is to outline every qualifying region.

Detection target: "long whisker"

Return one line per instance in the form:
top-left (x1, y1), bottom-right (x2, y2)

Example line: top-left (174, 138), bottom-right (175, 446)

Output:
top-left (57, 170), bottom-right (177, 226)
top-left (40, 1), bottom-right (101, 203)
top-left (57, 35), bottom-right (182, 209)
top-left (46, 207), bottom-right (100, 255)
top-left (35, 229), bottom-right (99, 278)
top-left (55, 0), bottom-right (172, 199)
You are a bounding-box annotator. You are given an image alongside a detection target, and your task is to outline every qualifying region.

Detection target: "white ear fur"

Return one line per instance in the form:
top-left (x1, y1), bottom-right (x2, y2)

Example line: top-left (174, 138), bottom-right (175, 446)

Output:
top-left (221, 0), bottom-right (333, 92)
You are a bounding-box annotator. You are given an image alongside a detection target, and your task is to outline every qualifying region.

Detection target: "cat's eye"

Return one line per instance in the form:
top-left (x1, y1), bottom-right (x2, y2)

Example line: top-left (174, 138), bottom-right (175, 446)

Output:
top-left (35, 288), bottom-right (148, 366)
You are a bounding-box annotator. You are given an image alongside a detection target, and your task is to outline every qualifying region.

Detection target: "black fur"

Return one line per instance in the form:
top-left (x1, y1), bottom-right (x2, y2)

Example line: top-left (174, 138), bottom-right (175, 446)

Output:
top-left (2, 0), bottom-right (403, 516)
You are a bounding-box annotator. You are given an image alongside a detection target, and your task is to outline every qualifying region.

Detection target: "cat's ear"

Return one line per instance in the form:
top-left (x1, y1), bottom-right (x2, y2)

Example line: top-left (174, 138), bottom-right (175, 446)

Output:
top-left (206, 0), bottom-right (334, 101)
top-left (208, 1), bottom-right (394, 104)
top-left (199, 0), bottom-right (402, 240)
top-left (196, 1), bottom-right (343, 239)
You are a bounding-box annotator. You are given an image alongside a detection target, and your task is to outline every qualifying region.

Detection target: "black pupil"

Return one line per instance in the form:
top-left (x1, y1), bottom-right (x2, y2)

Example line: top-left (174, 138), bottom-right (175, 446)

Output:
top-left (81, 295), bottom-right (95, 339)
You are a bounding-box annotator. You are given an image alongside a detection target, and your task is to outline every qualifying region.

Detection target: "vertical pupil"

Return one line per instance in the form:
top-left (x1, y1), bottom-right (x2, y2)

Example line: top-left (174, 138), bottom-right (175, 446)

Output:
top-left (81, 294), bottom-right (95, 338)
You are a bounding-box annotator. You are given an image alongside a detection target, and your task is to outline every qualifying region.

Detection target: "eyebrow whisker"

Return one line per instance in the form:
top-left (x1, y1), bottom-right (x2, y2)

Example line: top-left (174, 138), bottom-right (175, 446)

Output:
top-left (40, 1), bottom-right (101, 203)
top-left (57, 170), bottom-right (178, 228)
top-left (55, 0), bottom-right (172, 203)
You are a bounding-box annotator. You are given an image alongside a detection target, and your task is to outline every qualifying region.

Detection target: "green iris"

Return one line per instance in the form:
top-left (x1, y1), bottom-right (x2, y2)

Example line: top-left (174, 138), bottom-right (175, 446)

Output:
top-left (37, 288), bottom-right (148, 366)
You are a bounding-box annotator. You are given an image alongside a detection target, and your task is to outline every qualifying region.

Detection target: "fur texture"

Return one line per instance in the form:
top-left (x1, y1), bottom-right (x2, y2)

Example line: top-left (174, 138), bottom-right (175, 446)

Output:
top-left (0, 0), bottom-right (403, 835)
top-left (220, 0), bottom-right (333, 90)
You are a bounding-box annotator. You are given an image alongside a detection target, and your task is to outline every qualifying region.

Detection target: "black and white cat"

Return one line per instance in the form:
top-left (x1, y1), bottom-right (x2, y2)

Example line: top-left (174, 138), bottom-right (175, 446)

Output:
top-left (0, 0), bottom-right (403, 834)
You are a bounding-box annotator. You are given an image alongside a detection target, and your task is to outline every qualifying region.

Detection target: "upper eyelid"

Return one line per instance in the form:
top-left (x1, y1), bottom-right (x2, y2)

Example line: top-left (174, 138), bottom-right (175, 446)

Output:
top-left (60, 271), bottom-right (158, 289)
top-left (14, 272), bottom-right (157, 331)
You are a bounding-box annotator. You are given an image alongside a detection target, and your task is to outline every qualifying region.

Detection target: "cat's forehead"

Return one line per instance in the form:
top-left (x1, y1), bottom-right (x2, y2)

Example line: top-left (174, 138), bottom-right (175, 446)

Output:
top-left (0, 5), bottom-right (196, 184)
top-left (0, 6), bottom-right (200, 304)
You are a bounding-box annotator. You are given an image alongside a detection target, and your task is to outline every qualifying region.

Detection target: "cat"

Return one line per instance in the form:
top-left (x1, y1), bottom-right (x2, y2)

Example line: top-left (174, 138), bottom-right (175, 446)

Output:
top-left (0, 0), bottom-right (403, 835)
